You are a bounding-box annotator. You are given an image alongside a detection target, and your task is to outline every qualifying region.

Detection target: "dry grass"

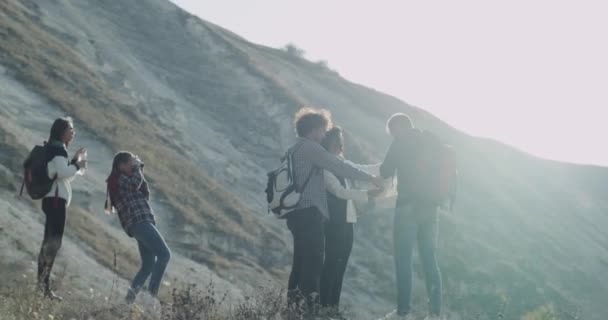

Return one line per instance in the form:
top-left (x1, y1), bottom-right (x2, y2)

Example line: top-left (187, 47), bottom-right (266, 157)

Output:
top-left (0, 277), bottom-right (310, 320)
top-left (0, 277), bottom-right (583, 320)
top-left (0, 0), bottom-right (287, 280)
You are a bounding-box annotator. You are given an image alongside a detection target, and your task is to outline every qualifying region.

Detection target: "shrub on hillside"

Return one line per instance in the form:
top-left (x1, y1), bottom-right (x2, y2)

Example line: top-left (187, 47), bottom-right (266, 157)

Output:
top-left (283, 43), bottom-right (305, 59)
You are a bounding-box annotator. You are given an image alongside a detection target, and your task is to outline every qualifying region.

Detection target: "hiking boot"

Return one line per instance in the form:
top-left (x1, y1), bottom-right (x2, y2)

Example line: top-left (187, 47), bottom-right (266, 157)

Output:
top-left (44, 290), bottom-right (63, 302)
top-left (38, 282), bottom-right (63, 302)
top-left (125, 287), bottom-right (137, 305)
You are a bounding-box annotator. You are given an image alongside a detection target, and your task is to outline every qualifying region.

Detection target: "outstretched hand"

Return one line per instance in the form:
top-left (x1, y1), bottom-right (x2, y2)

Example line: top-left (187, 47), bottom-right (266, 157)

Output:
top-left (371, 176), bottom-right (385, 188)
top-left (367, 188), bottom-right (384, 198)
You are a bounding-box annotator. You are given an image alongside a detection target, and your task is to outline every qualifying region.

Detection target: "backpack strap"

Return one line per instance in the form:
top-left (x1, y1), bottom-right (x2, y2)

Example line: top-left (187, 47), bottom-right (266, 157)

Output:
top-left (54, 182), bottom-right (59, 208)
top-left (19, 175), bottom-right (25, 197)
top-left (288, 141), bottom-right (315, 193)
top-left (282, 140), bottom-right (306, 162)
top-left (52, 173), bottom-right (59, 208)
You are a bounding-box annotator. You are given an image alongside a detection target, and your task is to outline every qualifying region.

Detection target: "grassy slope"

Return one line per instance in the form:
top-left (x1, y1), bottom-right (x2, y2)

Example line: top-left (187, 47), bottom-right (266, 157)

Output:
top-left (0, 0), bottom-right (285, 280)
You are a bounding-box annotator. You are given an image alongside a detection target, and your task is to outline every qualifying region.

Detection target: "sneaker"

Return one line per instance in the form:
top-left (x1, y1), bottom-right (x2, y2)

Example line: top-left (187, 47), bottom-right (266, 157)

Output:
top-left (125, 287), bottom-right (137, 305)
top-left (140, 292), bottom-right (161, 314)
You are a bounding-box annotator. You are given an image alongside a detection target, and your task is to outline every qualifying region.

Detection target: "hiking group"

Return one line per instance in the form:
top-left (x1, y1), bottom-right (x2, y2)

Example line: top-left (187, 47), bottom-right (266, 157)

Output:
top-left (21, 117), bottom-right (171, 307)
top-left (268, 108), bottom-right (458, 320)
top-left (21, 107), bottom-right (457, 320)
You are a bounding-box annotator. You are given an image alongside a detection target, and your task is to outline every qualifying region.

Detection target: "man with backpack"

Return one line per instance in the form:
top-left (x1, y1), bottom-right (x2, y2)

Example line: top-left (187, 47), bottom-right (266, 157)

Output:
top-left (273, 108), bottom-right (384, 316)
top-left (379, 113), bottom-right (457, 320)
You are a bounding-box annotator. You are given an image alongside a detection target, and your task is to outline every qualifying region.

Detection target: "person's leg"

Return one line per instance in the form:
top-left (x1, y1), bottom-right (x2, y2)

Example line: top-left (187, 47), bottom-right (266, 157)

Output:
top-left (393, 205), bottom-right (418, 316)
top-left (296, 208), bottom-right (325, 315)
top-left (129, 222), bottom-right (171, 297)
top-left (417, 206), bottom-right (442, 317)
top-left (320, 221), bottom-right (341, 308)
top-left (142, 224), bottom-right (171, 296)
top-left (38, 199), bottom-right (53, 290)
top-left (126, 239), bottom-right (155, 303)
top-left (37, 198), bottom-right (66, 297)
top-left (287, 215), bottom-right (304, 307)
top-left (331, 222), bottom-right (353, 309)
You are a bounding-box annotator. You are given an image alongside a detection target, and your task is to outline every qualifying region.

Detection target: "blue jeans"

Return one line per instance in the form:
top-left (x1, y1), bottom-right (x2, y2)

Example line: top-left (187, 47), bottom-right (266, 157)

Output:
top-left (394, 203), bottom-right (442, 316)
top-left (126, 222), bottom-right (171, 302)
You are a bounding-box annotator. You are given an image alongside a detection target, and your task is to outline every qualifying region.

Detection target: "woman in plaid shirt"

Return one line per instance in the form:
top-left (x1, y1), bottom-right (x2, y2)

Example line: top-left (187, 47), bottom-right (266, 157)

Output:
top-left (105, 152), bottom-right (171, 304)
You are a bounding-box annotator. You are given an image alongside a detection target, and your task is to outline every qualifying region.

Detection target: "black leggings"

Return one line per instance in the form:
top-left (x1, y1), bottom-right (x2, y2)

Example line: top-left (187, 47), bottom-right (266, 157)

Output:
top-left (320, 221), bottom-right (354, 309)
top-left (38, 198), bottom-right (66, 291)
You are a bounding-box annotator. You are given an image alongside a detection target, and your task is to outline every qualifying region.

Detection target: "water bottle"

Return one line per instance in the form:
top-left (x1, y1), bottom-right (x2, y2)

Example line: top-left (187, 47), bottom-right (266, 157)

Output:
top-left (79, 149), bottom-right (87, 175)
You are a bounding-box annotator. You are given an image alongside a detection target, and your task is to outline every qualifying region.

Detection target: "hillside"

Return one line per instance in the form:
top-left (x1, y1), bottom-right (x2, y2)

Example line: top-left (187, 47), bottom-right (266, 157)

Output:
top-left (2, 0), bottom-right (608, 319)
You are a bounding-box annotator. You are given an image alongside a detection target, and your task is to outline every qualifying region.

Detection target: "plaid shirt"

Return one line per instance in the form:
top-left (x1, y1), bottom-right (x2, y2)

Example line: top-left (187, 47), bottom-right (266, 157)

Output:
top-left (115, 170), bottom-right (155, 236)
top-left (289, 138), bottom-right (374, 219)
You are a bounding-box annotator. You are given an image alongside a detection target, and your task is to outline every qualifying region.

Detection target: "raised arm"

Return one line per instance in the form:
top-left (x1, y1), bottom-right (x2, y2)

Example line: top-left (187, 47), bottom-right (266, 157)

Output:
top-left (48, 155), bottom-right (78, 179)
top-left (119, 168), bottom-right (144, 192)
top-left (141, 179), bottom-right (150, 200)
top-left (324, 170), bottom-right (369, 202)
top-left (344, 160), bottom-right (381, 175)
top-left (304, 142), bottom-right (373, 181)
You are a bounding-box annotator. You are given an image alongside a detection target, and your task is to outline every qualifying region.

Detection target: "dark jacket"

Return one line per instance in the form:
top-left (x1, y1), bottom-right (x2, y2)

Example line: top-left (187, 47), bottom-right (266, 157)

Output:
top-left (380, 129), bottom-right (421, 207)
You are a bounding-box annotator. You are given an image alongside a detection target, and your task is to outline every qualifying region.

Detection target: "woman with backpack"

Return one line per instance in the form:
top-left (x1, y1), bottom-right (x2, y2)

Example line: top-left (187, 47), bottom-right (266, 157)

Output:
top-left (38, 117), bottom-right (87, 300)
top-left (105, 152), bottom-right (171, 304)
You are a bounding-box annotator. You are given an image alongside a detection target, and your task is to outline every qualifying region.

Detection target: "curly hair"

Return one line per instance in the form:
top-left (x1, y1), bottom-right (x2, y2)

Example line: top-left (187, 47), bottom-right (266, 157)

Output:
top-left (293, 107), bottom-right (333, 137)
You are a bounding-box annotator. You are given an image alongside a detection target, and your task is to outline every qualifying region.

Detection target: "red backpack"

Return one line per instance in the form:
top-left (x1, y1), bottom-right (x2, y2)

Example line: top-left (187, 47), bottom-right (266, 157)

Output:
top-left (407, 131), bottom-right (458, 206)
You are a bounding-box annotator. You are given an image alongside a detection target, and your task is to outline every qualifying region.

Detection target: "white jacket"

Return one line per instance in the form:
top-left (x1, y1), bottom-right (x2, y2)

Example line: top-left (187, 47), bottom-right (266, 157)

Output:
top-left (324, 160), bottom-right (381, 223)
top-left (45, 144), bottom-right (81, 206)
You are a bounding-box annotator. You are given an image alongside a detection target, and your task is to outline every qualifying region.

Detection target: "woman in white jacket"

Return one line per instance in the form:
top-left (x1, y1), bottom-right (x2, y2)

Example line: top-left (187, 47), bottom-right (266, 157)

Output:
top-left (319, 127), bottom-right (384, 314)
top-left (38, 117), bottom-right (87, 301)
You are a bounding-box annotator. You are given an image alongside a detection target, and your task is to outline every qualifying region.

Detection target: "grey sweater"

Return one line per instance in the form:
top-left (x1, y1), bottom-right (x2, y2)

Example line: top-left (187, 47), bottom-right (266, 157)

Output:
top-left (290, 137), bottom-right (374, 218)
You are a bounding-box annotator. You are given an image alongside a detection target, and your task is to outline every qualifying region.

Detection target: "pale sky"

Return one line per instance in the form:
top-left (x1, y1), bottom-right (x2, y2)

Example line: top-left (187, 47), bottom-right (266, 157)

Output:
top-left (170, 0), bottom-right (608, 166)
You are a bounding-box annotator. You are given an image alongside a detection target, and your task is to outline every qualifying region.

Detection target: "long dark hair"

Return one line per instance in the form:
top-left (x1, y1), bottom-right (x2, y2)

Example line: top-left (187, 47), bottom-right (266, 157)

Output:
top-left (48, 117), bottom-right (73, 146)
top-left (321, 126), bottom-right (343, 152)
top-left (105, 152), bottom-right (133, 214)
top-left (110, 152), bottom-right (133, 174)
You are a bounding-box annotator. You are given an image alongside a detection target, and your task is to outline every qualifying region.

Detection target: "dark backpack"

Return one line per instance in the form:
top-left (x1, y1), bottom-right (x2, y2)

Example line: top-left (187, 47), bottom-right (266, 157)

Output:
top-left (407, 131), bottom-right (458, 205)
top-left (20, 143), bottom-right (57, 200)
